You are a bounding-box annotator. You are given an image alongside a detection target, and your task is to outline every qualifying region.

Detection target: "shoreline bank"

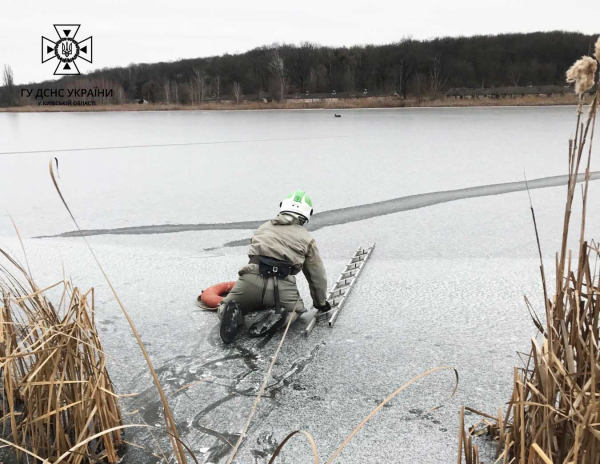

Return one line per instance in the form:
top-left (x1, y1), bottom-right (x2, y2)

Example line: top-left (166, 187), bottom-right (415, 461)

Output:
top-left (0, 94), bottom-right (581, 113)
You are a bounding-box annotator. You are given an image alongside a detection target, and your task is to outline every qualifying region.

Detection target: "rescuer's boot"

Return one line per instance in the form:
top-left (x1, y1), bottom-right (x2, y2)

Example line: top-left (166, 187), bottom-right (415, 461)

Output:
top-left (219, 300), bottom-right (243, 344)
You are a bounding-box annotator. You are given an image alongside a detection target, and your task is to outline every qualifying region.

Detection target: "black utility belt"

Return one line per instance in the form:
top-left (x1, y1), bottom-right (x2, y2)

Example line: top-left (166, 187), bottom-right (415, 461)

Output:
top-left (258, 256), bottom-right (293, 279)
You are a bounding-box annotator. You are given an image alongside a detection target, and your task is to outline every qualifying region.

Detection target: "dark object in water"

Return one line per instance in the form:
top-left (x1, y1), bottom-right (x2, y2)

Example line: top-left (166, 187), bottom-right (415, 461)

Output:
top-left (334, 114), bottom-right (341, 118)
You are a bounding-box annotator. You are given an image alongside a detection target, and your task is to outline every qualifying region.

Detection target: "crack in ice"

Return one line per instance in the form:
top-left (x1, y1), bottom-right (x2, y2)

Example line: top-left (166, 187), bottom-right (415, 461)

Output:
top-left (43, 172), bottom-right (600, 243)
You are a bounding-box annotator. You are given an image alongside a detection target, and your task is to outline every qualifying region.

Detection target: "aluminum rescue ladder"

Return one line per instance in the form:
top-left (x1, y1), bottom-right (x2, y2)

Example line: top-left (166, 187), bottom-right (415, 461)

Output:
top-left (305, 242), bottom-right (375, 336)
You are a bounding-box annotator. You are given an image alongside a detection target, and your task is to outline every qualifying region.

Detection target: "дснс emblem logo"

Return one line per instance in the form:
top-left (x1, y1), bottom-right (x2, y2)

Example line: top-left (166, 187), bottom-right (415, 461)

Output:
top-left (42, 25), bottom-right (92, 75)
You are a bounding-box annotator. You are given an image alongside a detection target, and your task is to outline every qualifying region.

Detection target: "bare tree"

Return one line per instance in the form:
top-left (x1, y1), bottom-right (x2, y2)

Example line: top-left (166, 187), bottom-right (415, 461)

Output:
top-left (188, 79), bottom-right (195, 105)
top-left (428, 54), bottom-right (447, 97)
top-left (396, 58), bottom-right (410, 97)
top-left (412, 72), bottom-right (426, 100)
top-left (342, 67), bottom-right (355, 92)
top-left (325, 49), bottom-right (335, 79)
top-left (508, 66), bottom-right (521, 86)
top-left (213, 75), bottom-right (221, 101)
top-left (268, 48), bottom-right (287, 101)
top-left (114, 85), bottom-right (125, 104)
top-left (174, 82), bottom-right (179, 104)
top-left (310, 64), bottom-right (327, 93)
top-left (289, 42), bottom-right (316, 93)
top-left (232, 82), bottom-right (242, 104)
top-left (395, 39), bottom-right (418, 99)
top-left (2, 65), bottom-right (15, 106)
top-left (141, 81), bottom-right (158, 101)
top-left (193, 67), bottom-right (208, 101)
top-left (163, 80), bottom-right (171, 103)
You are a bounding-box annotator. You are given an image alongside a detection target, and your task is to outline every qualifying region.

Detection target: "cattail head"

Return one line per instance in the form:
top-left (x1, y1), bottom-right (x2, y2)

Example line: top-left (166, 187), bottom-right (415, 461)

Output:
top-left (566, 56), bottom-right (597, 95)
top-left (595, 36), bottom-right (600, 62)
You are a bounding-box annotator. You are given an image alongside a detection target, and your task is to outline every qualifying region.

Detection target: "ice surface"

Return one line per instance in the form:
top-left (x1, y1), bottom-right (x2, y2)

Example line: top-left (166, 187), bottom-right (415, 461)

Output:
top-left (0, 107), bottom-right (597, 463)
top-left (1, 106), bottom-right (595, 237)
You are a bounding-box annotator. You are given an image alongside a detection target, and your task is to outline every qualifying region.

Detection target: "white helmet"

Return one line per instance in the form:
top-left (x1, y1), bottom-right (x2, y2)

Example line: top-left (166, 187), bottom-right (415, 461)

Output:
top-left (279, 190), bottom-right (313, 222)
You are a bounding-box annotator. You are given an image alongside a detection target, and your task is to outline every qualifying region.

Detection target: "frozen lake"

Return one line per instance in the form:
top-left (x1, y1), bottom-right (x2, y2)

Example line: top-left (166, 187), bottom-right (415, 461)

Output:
top-left (1, 106), bottom-right (598, 463)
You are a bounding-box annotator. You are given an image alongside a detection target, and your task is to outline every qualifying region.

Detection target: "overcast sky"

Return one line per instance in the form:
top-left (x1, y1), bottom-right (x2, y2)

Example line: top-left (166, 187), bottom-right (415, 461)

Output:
top-left (1, 0), bottom-right (598, 85)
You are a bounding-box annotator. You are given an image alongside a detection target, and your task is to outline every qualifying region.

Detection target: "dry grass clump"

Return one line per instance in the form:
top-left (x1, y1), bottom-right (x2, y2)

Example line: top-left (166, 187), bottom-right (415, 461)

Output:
top-left (460, 47), bottom-right (600, 464)
top-left (0, 249), bottom-right (124, 463)
top-left (420, 94), bottom-right (580, 108)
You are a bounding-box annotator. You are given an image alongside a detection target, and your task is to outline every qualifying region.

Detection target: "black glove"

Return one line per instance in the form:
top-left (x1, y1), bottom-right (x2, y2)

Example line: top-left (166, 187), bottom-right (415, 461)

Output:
top-left (314, 301), bottom-right (331, 312)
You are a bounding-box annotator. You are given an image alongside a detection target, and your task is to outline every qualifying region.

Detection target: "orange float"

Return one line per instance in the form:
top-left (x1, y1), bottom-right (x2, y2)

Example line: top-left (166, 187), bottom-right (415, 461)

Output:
top-left (200, 281), bottom-right (236, 309)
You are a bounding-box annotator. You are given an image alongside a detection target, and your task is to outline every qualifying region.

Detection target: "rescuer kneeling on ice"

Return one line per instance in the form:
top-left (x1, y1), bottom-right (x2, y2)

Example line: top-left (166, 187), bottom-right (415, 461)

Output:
top-left (217, 190), bottom-right (330, 344)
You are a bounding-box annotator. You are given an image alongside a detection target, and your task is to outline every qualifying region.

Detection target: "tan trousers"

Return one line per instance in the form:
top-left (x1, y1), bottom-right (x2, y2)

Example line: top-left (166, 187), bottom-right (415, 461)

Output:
top-left (217, 272), bottom-right (306, 321)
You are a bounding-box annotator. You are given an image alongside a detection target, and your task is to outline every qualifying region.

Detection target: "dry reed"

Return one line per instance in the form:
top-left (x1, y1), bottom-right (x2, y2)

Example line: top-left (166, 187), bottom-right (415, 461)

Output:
top-left (0, 248), bottom-right (125, 463)
top-left (48, 159), bottom-right (191, 464)
top-left (566, 57), bottom-right (597, 95)
top-left (459, 51), bottom-right (600, 464)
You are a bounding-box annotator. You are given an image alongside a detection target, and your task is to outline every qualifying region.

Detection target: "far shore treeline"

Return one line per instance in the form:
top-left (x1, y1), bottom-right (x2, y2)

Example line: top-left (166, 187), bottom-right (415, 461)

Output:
top-left (1, 31), bottom-right (598, 107)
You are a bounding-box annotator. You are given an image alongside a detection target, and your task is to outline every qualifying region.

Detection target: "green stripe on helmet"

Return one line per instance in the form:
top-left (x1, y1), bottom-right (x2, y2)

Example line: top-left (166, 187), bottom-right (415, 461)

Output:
top-left (286, 190), bottom-right (312, 207)
top-left (304, 193), bottom-right (312, 207)
top-left (292, 190), bottom-right (303, 202)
